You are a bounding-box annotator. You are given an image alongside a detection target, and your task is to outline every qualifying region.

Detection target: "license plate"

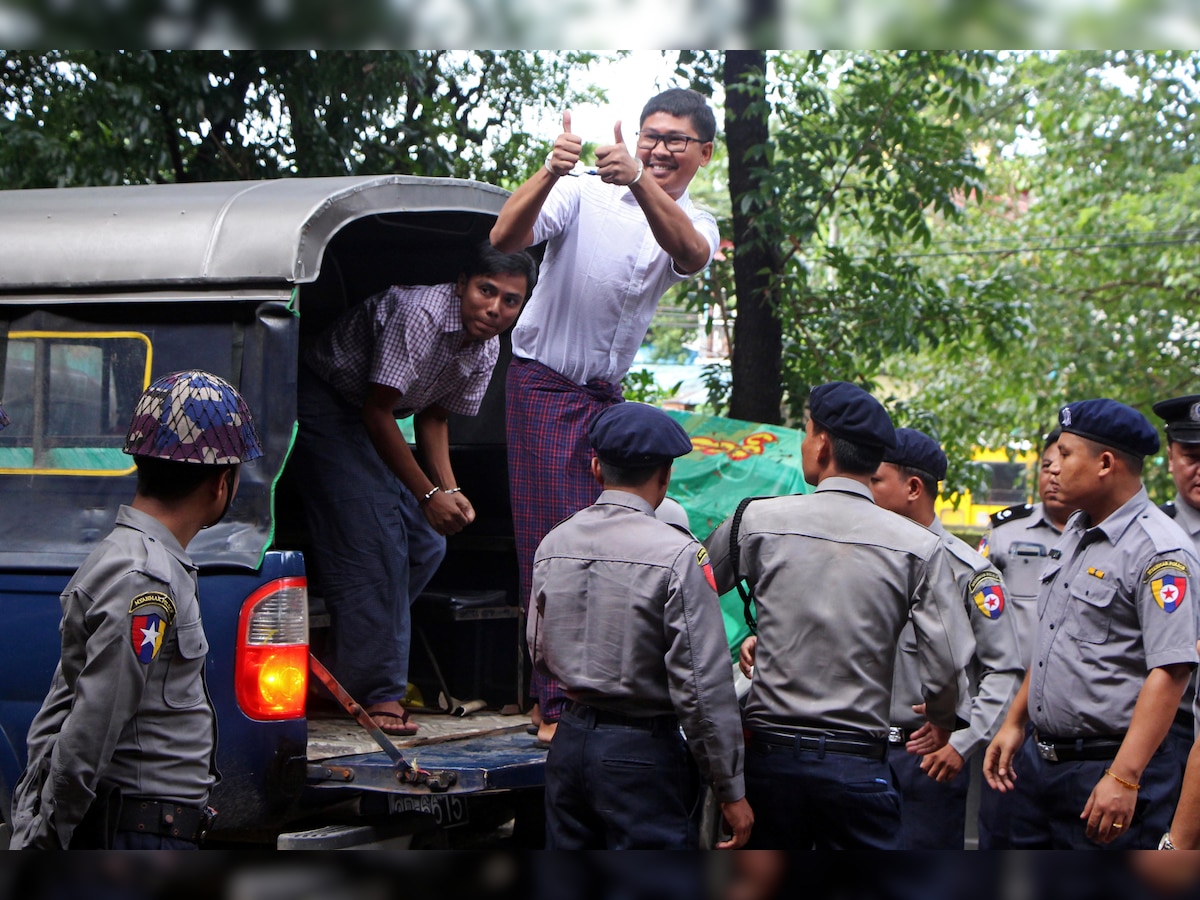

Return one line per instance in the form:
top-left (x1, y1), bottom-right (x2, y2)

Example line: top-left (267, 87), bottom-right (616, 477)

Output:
top-left (388, 793), bottom-right (469, 828)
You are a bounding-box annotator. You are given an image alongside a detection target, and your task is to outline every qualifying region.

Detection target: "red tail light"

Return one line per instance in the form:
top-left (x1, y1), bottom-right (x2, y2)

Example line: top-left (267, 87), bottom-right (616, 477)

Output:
top-left (236, 577), bottom-right (309, 721)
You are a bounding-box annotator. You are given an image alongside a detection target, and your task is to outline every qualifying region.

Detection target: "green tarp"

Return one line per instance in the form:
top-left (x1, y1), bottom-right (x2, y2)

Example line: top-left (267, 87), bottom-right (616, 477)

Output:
top-left (409, 408), bottom-right (810, 661)
top-left (664, 410), bottom-right (810, 661)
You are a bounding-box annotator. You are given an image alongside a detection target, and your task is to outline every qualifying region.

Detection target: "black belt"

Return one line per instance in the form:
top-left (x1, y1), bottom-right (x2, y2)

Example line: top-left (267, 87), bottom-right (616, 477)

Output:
top-left (1033, 732), bottom-right (1126, 763)
top-left (117, 798), bottom-right (216, 844)
top-left (565, 701), bottom-right (679, 733)
top-left (749, 728), bottom-right (888, 761)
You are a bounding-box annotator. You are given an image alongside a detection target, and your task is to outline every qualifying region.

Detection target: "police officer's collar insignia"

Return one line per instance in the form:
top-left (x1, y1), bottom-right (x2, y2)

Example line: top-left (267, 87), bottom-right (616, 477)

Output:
top-left (696, 547), bottom-right (718, 593)
top-left (971, 581), bottom-right (1006, 619)
top-left (129, 591), bottom-right (176, 625)
top-left (131, 613), bottom-right (166, 663)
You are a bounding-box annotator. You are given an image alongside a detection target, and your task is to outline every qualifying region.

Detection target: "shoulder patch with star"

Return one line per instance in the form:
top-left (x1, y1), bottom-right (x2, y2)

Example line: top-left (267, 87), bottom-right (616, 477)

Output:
top-left (696, 546), bottom-right (718, 592)
top-left (968, 571), bottom-right (1006, 620)
top-left (1145, 559), bottom-right (1189, 613)
top-left (129, 591), bottom-right (176, 664)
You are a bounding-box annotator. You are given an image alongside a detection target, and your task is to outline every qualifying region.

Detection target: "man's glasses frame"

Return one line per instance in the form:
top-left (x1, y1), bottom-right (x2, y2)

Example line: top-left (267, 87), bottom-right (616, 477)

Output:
top-left (635, 131), bottom-right (707, 153)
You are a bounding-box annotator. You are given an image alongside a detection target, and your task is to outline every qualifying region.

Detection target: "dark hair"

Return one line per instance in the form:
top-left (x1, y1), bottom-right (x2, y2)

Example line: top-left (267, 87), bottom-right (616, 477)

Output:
top-left (135, 456), bottom-right (236, 502)
top-left (463, 241), bottom-right (539, 300)
top-left (811, 420), bottom-right (885, 475)
top-left (1075, 434), bottom-right (1145, 475)
top-left (897, 464), bottom-right (940, 498)
top-left (639, 88), bottom-right (717, 143)
top-left (1041, 426), bottom-right (1062, 455)
top-left (598, 459), bottom-right (666, 488)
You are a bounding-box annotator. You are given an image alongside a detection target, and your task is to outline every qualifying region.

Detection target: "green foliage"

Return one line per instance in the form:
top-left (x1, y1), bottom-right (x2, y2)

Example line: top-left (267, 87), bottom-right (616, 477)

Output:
top-left (643, 326), bottom-right (694, 364)
top-left (886, 51), bottom-right (1200, 502)
top-left (722, 51), bottom-right (1025, 423)
top-left (0, 50), bottom-right (602, 187)
top-left (621, 368), bottom-right (683, 406)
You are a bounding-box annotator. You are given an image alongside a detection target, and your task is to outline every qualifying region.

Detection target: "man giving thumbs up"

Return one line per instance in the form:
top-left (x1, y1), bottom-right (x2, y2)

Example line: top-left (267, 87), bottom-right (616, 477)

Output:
top-left (491, 88), bottom-right (719, 742)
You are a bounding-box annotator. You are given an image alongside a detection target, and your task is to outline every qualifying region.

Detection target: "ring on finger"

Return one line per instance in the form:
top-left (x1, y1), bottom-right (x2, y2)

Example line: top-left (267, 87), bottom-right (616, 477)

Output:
top-left (1111, 822), bottom-right (1124, 830)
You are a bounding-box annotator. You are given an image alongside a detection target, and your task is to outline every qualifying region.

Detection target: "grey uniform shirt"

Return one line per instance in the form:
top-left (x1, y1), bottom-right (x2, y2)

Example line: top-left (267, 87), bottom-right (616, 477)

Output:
top-left (9, 506), bottom-right (217, 849)
top-left (528, 490), bottom-right (746, 803)
top-left (1168, 496), bottom-right (1200, 731)
top-left (704, 477), bottom-right (975, 739)
top-left (981, 503), bottom-right (1063, 667)
top-left (1029, 488), bottom-right (1200, 738)
top-left (890, 519), bottom-right (1024, 760)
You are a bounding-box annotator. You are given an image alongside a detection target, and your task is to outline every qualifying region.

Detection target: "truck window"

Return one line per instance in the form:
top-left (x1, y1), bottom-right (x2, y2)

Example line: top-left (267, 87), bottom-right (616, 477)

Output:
top-left (0, 331), bottom-right (150, 474)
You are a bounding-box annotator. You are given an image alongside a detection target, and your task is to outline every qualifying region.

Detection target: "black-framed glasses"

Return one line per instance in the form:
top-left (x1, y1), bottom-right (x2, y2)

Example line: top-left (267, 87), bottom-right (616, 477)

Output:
top-left (636, 131), bottom-right (705, 153)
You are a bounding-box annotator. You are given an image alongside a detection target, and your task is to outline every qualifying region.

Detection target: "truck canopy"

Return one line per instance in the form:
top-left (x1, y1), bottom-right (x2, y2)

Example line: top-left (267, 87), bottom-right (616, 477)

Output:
top-left (0, 175), bottom-right (509, 294)
top-left (0, 176), bottom-right (507, 570)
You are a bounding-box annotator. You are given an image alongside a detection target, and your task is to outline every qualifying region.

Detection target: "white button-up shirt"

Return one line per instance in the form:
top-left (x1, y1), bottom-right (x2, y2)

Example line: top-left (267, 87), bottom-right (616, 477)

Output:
top-left (511, 174), bottom-right (719, 386)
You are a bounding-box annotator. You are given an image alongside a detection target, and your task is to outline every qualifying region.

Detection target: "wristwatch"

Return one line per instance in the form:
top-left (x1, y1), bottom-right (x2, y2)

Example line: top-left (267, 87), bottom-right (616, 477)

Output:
top-left (1159, 832), bottom-right (1177, 850)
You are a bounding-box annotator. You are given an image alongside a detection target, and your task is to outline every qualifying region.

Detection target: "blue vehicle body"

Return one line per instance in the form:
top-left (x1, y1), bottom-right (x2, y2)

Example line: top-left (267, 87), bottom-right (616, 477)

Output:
top-left (0, 176), bottom-right (544, 846)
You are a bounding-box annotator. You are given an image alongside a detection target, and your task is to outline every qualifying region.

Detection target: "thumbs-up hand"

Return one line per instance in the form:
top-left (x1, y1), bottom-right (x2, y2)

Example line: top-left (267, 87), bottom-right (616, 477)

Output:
top-left (595, 119), bottom-right (641, 187)
top-left (545, 110), bottom-right (582, 177)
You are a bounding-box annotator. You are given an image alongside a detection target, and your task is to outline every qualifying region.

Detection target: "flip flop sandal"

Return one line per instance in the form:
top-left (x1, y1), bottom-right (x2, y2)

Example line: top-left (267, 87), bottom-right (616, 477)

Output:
top-left (370, 709), bottom-right (419, 736)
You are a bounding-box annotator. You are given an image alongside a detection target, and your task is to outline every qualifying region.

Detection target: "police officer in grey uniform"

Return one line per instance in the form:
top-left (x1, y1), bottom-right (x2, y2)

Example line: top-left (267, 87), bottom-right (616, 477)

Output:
top-left (9, 370), bottom-right (262, 849)
top-left (1157, 394), bottom-right (1200, 850)
top-left (985, 399), bottom-right (1200, 849)
top-left (980, 428), bottom-right (1075, 665)
top-left (528, 401), bottom-right (753, 849)
top-left (872, 428), bottom-right (1023, 849)
top-left (1153, 395), bottom-right (1200, 794)
top-left (704, 382), bottom-right (973, 850)
top-left (975, 426), bottom-right (1076, 848)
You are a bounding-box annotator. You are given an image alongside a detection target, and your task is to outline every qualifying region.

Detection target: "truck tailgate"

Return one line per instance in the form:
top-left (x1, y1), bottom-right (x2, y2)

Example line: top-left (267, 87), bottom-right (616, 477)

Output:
top-left (306, 711), bottom-right (546, 795)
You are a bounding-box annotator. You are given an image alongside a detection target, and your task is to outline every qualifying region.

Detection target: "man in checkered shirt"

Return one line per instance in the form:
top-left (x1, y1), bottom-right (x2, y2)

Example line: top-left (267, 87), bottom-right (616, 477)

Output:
top-left (294, 241), bottom-right (537, 735)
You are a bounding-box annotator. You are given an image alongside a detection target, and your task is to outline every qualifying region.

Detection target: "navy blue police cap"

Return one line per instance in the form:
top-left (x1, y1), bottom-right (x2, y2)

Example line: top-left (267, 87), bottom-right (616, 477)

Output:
top-left (1152, 394), bottom-right (1200, 445)
top-left (1058, 399), bottom-right (1159, 458)
top-left (883, 428), bottom-right (948, 482)
top-left (808, 381), bottom-right (896, 449)
top-left (589, 402), bottom-right (693, 467)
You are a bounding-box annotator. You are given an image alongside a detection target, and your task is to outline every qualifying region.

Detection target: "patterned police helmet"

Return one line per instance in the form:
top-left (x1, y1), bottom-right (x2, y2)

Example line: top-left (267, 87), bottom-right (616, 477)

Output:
top-left (124, 370), bottom-right (263, 464)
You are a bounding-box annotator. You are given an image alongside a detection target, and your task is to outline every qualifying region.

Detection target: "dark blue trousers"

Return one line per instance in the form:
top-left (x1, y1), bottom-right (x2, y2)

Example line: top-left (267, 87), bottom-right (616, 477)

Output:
top-left (888, 744), bottom-right (969, 849)
top-left (544, 706), bottom-right (700, 849)
top-left (1008, 733), bottom-right (1180, 848)
top-left (294, 365), bottom-right (446, 706)
top-left (744, 735), bottom-right (900, 849)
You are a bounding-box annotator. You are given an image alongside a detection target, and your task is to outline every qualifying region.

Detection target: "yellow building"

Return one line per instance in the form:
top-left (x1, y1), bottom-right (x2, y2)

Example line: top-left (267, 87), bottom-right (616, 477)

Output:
top-left (936, 447), bottom-right (1038, 531)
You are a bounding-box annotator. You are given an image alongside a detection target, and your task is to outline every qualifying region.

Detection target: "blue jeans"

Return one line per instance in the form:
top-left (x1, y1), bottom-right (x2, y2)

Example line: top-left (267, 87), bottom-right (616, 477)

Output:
top-left (744, 734), bottom-right (900, 849)
top-left (544, 706), bottom-right (700, 849)
top-left (1008, 733), bottom-right (1179, 848)
top-left (294, 365), bottom-right (445, 706)
top-left (888, 743), bottom-right (968, 849)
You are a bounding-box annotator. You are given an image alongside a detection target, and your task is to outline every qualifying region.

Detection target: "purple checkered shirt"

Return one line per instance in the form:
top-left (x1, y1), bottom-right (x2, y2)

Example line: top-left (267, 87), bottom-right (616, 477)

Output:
top-left (304, 283), bottom-right (498, 418)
